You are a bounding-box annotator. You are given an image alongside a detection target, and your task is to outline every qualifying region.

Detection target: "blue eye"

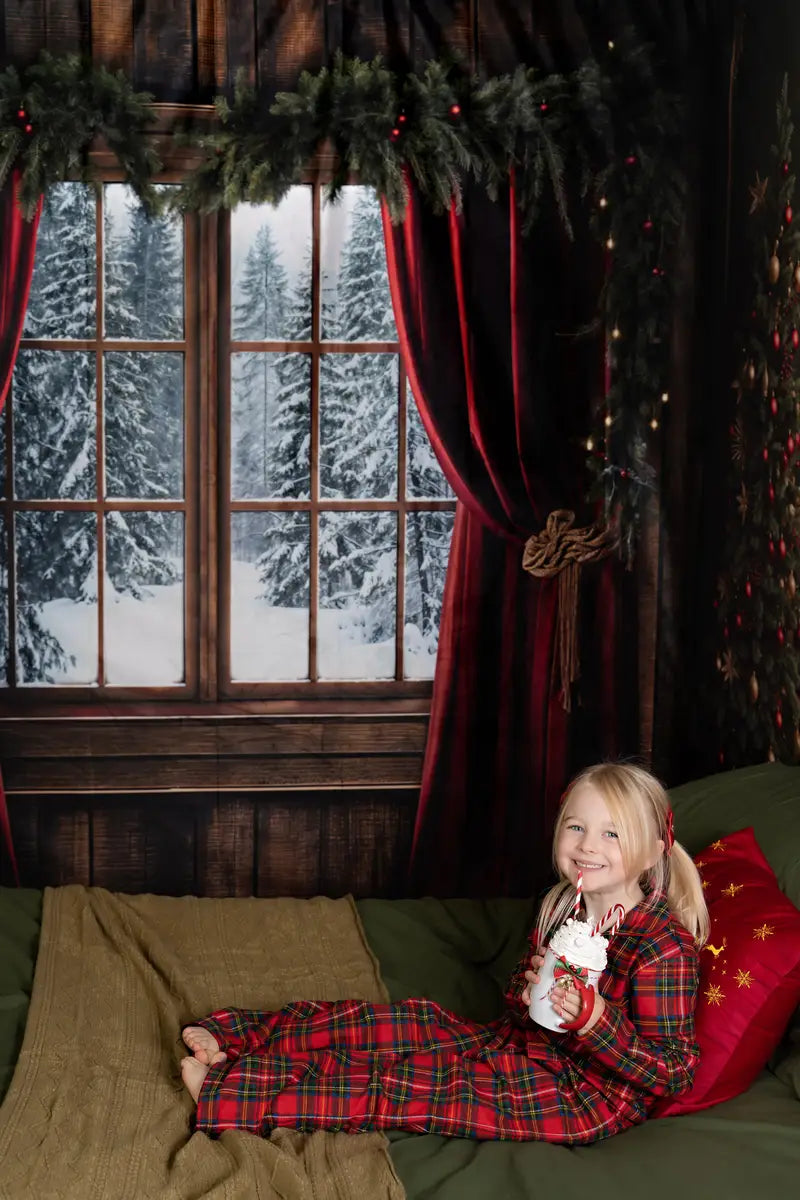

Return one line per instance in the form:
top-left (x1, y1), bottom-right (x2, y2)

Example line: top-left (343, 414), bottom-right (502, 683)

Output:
top-left (567, 823), bottom-right (583, 832)
top-left (604, 831), bottom-right (619, 839)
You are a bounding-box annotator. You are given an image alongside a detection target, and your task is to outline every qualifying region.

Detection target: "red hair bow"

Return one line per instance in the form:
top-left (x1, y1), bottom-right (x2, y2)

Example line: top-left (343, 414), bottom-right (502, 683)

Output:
top-left (665, 808), bottom-right (675, 855)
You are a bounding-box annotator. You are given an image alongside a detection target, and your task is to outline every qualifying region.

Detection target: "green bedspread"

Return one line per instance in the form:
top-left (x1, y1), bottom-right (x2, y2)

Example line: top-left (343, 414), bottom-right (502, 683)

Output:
top-left (2, 762), bottom-right (800, 1199)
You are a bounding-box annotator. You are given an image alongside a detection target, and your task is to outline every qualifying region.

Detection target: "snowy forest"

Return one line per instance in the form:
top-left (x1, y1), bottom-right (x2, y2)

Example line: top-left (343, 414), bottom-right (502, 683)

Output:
top-left (0, 183), bottom-right (453, 687)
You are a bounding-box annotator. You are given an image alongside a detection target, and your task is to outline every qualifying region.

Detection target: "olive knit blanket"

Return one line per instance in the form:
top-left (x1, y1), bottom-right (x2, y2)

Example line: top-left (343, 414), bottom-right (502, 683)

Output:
top-left (0, 885), bottom-right (404, 1200)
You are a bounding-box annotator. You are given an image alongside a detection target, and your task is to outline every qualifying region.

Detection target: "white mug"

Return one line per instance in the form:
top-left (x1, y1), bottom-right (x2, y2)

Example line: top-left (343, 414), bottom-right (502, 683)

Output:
top-left (528, 945), bottom-right (602, 1032)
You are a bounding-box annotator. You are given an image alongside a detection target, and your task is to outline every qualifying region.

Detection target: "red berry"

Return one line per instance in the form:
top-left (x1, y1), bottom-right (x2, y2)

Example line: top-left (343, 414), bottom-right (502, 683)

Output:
top-left (773, 329), bottom-right (782, 350)
top-left (745, 579), bottom-right (753, 597)
top-left (643, 218), bottom-right (654, 232)
top-left (450, 103), bottom-right (461, 116)
top-left (398, 113), bottom-right (407, 123)
top-left (16, 107), bottom-right (25, 119)
top-left (776, 709), bottom-right (784, 728)
top-left (772, 395), bottom-right (779, 414)
top-left (391, 128), bottom-right (400, 140)
top-left (790, 435), bottom-right (796, 454)
top-left (769, 483), bottom-right (776, 502)
top-left (735, 613), bottom-right (743, 628)
top-left (24, 123), bottom-right (32, 134)
top-left (539, 102), bottom-right (548, 113)
top-left (780, 537), bottom-right (788, 557)
top-left (778, 626), bottom-right (786, 644)
top-left (625, 154), bottom-right (637, 166)
top-left (723, 625), bottom-right (730, 638)
top-left (793, 329), bottom-right (799, 349)
top-left (784, 161), bottom-right (791, 176)
top-left (786, 205), bottom-right (794, 225)
top-left (769, 539), bottom-right (776, 555)
top-left (763, 447), bottom-right (770, 461)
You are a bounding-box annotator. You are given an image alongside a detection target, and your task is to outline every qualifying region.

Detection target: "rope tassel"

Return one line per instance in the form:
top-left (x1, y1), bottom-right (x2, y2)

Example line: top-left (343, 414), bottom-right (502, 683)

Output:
top-left (522, 510), bottom-right (618, 711)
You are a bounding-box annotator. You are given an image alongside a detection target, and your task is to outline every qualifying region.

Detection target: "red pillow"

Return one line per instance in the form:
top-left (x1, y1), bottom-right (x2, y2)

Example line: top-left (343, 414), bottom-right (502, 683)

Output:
top-left (656, 826), bottom-right (800, 1117)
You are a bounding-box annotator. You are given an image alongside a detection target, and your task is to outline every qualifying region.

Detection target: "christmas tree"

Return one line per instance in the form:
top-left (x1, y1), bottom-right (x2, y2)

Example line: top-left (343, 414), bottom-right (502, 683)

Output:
top-left (716, 77), bottom-right (800, 765)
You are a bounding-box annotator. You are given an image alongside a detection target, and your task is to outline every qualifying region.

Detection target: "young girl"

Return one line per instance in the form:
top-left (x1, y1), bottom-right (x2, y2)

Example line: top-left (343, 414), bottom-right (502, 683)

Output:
top-left (180, 762), bottom-right (708, 1144)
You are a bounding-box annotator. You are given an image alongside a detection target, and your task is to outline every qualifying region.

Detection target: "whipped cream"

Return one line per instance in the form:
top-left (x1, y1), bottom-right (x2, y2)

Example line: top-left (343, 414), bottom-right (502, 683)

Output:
top-left (549, 918), bottom-right (608, 972)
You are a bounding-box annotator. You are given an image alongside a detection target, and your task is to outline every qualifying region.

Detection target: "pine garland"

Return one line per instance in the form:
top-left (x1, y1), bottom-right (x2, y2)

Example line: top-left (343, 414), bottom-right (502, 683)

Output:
top-left (0, 37), bottom-right (688, 553)
top-left (0, 52), bottom-right (159, 216)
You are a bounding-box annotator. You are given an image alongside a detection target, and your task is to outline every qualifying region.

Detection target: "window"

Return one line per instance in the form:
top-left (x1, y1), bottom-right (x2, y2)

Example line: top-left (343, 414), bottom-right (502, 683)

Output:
top-left (0, 180), bottom-right (455, 700)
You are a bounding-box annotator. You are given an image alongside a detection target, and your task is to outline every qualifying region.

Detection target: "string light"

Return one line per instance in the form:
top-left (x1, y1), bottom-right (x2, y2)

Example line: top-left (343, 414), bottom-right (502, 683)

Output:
top-left (611, 326), bottom-right (621, 340)
top-left (586, 436), bottom-right (595, 451)
top-left (661, 391), bottom-right (669, 403)
top-left (650, 417), bottom-right (659, 431)
top-left (605, 236), bottom-right (615, 249)
top-left (599, 196), bottom-right (608, 208)
top-left (604, 414), bottom-right (613, 428)
top-left (608, 40), bottom-right (615, 50)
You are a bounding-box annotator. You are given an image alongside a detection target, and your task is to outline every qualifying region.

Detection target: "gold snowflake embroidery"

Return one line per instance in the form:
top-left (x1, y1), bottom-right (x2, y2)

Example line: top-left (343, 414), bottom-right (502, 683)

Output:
top-left (702, 879), bottom-right (710, 889)
top-left (695, 859), bottom-right (706, 869)
top-left (749, 171), bottom-right (769, 214)
top-left (705, 983), bottom-right (725, 1007)
top-left (753, 923), bottom-right (775, 941)
top-left (737, 482), bottom-right (748, 522)
top-left (711, 840), bottom-right (727, 852)
top-left (735, 969), bottom-right (754, 989)
top-left (723, 883), bottom-right (744, 898)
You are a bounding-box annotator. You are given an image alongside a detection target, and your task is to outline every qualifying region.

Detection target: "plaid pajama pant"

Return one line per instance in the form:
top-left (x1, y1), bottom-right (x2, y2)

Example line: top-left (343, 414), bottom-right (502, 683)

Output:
top-left (192, 999), bottom-right (626, 1143)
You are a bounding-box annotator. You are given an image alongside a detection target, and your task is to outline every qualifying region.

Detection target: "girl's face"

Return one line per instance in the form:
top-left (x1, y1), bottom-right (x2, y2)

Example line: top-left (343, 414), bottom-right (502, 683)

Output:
top-left (556, 782), bottom-right (650, 912)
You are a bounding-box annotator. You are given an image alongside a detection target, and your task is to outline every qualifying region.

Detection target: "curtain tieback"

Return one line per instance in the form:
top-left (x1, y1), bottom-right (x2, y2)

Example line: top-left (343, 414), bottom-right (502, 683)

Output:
top-left (522, 510), bottom-right (618, 711)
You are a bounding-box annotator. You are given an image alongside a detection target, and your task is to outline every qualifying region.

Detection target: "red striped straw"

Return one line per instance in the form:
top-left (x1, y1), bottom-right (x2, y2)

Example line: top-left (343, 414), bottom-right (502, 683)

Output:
top-left (573, 870), bottom-right (583, 920)
top-left (591, 902), bottom-right (625, 938)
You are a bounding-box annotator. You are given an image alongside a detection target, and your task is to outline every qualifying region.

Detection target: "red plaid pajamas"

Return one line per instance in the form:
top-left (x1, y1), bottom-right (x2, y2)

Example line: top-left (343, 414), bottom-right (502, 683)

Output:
top-left (192, 897), bottom-right (699, 1144)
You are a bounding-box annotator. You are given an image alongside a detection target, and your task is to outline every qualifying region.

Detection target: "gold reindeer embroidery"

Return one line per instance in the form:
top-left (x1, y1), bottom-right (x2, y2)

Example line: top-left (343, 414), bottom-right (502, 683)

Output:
top-left (704, 938), bottom-right (727, 958)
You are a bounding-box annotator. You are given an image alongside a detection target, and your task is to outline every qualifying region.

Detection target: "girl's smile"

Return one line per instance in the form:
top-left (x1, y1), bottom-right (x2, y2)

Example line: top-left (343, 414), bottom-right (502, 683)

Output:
top-left (556, 783), bottom-right (645, 918)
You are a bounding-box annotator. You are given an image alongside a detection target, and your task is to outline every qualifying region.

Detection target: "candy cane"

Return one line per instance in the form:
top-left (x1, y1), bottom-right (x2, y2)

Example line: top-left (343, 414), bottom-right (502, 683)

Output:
top-left (591, 902), bottom-right (625, 938)
top-left (573, 870), bottom-right (583, 920)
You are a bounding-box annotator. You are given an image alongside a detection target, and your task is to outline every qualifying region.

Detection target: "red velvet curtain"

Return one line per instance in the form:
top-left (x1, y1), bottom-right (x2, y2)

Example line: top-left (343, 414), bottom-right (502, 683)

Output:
top-left (383, 179), bottom-right (624, 897)
top-left (0, 171), bottom-right (42, 885)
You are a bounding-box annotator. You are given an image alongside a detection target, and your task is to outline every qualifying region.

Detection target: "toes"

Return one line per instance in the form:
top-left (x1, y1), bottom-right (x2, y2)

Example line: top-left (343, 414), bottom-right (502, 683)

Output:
top-left (210, 1051), bottom-right (227, 1067)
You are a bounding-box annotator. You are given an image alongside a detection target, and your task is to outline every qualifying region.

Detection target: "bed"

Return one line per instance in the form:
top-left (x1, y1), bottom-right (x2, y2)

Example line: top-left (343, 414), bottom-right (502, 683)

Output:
top-left (1, 762), bottom-right (799, 1200)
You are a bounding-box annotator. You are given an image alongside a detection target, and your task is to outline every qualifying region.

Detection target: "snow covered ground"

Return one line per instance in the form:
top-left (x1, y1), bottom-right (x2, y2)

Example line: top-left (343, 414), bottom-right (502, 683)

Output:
top-left (24, 559), bottom-right (439, 685)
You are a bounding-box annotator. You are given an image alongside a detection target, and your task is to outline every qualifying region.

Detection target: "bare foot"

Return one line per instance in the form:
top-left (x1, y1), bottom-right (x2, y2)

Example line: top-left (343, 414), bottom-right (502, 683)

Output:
top-left (181, 1056), bottom-right (209, 1103)
top-left (182, 1025), bottom-right (220, 1065)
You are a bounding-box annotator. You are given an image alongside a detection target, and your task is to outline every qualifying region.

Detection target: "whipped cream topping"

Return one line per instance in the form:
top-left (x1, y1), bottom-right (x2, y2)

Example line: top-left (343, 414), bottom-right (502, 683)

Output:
top-left (549, 917), bottom-right (608, 972)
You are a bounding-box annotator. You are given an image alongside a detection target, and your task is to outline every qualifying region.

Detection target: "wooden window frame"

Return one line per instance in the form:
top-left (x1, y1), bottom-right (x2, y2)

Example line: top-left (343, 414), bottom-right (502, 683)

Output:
top-left (0, 123), bottom-right (454, 716)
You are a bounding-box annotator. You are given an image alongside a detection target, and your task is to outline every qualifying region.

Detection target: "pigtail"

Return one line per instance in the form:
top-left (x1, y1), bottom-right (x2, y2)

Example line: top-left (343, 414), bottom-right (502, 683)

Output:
top-left (534, 879), bottom-right (576, 950)
top-left (665, 841), bottom-right (709, 946)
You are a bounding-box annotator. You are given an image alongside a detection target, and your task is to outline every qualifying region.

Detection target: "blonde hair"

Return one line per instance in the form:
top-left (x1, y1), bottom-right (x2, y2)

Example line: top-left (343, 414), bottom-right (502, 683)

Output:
top-left (535, 762), bottom-right (709, 948)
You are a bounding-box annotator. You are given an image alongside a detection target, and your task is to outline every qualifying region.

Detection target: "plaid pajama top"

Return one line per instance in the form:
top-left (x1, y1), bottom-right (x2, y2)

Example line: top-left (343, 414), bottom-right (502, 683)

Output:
top-left (192, 896), bottom-right (699, 1144)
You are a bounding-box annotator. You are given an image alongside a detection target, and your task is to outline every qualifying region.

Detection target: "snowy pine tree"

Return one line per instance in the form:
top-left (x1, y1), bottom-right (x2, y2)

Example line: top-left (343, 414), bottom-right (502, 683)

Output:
top-left (103, 190), bottom-right (183, 596)
top-left (319, 189), bottom-right (399, 644)
top-left (231, 222), bottom-right (289, 558)
top-left (256, 255), bottom-right (312, 607)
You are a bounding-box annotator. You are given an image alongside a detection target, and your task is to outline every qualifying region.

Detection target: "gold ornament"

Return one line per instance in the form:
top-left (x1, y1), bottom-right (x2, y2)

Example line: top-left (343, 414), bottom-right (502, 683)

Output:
top-left (789, 571), bottom-right (797, 597)
top-left (794, 263), bottom-right (800, 293)
top-left (749, 172), bottom-right (769, 213)
top-left (748, 672), bottom-right (759, 703)
top-left (762, 365), bottom-right (770, 396)
top-left (746, 361), bottom-right (756, 385)
top-left (769, 253), bottom-right (781, 283)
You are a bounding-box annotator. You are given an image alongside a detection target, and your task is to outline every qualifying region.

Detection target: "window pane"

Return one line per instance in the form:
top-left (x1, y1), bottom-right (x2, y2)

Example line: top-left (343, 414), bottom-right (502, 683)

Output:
top-left (231, 352), bottom-right (310, 499)
top-left (230, 512), bottom-right (309, 680)
top-left (319, 512), bottom-right (396, 679)
top-left (320, 353), bottom-right (398, 499)
top-left (407, 392), bottom-right (455, 499)
top-left (13, 350), bottom-right (96, 500)
top-left (105, 352), bottom-right (184, 499)
top-left (231, 188), bottom-right (312, 341)
top-left (105, 511), bottom-right (184, 685)
top-left (404, 511), bottom-right (455, 679)
top-left (24, 182), bottom-right (96, 339)
top-left (15, 511), bottom-right (97, 685)
top-left (321, 187), bottom-right (396, 342)
top-left (104, 184), bottom-right (184, 340)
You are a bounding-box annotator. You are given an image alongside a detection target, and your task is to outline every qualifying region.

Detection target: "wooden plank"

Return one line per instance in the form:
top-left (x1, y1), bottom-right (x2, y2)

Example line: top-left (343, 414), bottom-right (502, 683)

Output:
top-left (226, 0), bottom-right (257, 92)
top-left (0, 715), bottom-right (428, 757)
top-left (2, 0), bottom-right (45, 64)
top-left (195, 0), bottom-right (228, 94)
top-left (90, 800), bottom-right (147, 891)
top-left (1, 797), bottom-right (38, 887)
top-left (45, 0), bottom-right (91, 53)
top-left (476, 0), bottom-right (534, 75)
top-left (256, 0), bottom-right (325, 90)
top-left (2, 753), bottom-right (423, 793)
top-left (256, 797), bottom-right (321, 896)
top-left (133, 0), bottom-right (194, 99)
top-left (90, 0), bottom-right (134, 74)
top-left (410, 0), bottom-right (472, 69)
top-left (196, 795), bottom-right (255, 896)
top-left (142, 800), bottom-right (197, 895)
top-left (320, 792), bottom-right (415, 896)
top-left (37, 800), bottom-right (91, 886)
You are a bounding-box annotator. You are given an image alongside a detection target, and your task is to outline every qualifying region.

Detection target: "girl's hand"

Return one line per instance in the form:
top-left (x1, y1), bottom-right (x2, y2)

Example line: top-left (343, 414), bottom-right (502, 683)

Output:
top-left (520, 949), bottom-right (546, 1007)
top-left (550, 984), bottom-right (605, 1033)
